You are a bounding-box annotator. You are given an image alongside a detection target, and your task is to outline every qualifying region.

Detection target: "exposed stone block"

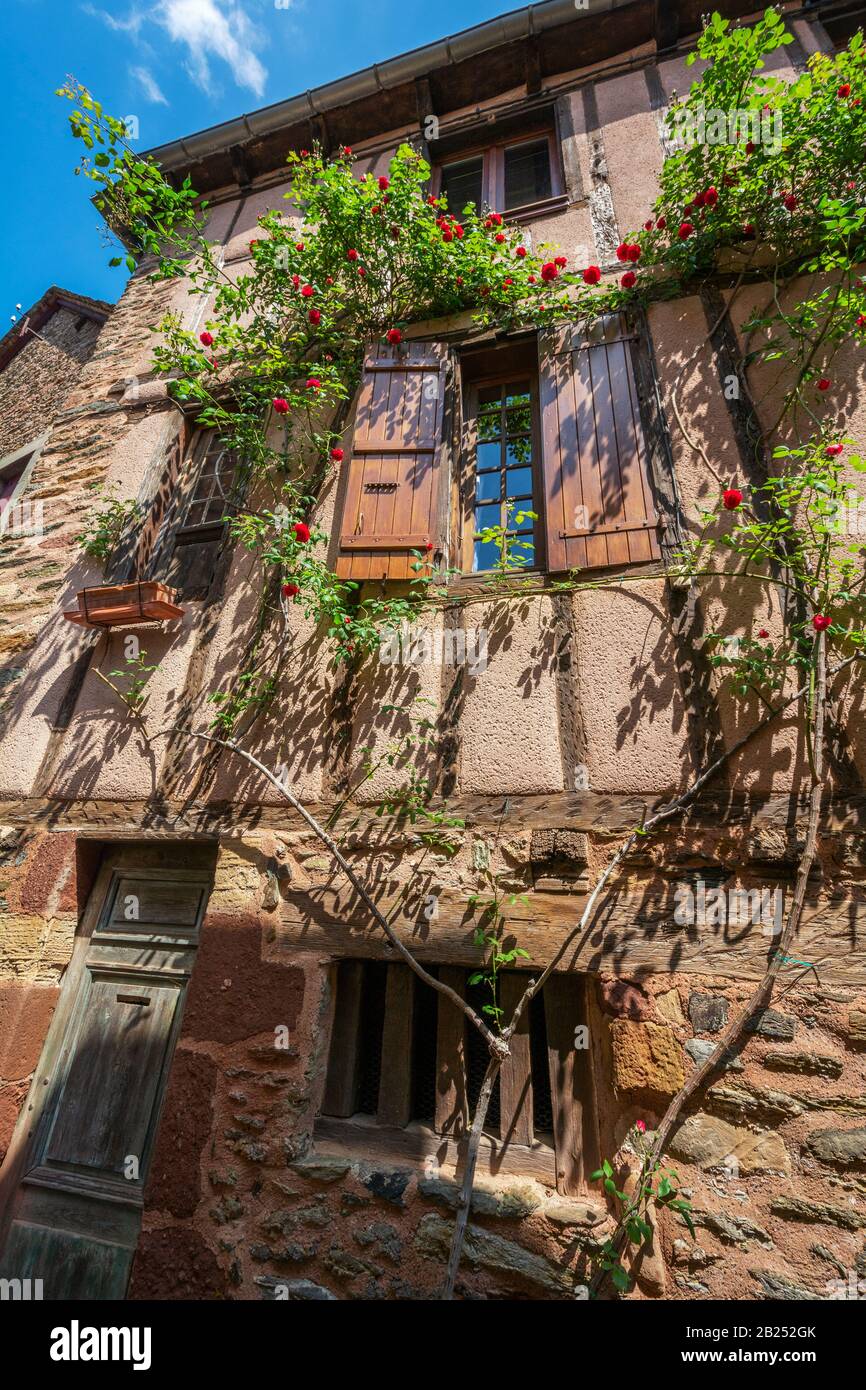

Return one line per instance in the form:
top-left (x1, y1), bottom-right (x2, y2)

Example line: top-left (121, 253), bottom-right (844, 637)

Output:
top-left (611, 1019), bottom-right (686, 1097)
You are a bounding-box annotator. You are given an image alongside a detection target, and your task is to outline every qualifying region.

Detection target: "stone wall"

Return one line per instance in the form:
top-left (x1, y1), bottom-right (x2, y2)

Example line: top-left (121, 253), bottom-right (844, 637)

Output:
top-left (0, 307), bottom-right (102, 460)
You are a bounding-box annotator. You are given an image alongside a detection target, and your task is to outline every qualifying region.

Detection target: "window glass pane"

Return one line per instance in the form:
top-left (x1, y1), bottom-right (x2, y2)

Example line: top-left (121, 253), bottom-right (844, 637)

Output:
top-left (505, 405), bottom-right (532, 437)
top-left (503, 139), bottom-right (552, 209)
top-left (505, 467), bottom-right (533, 498)
top-left (440, 156), bottom-right (484, 214)
top-left (475, 503), bottom-right (502, 532)
top-left (511, 511), bottom-right (535, 534)
top-left (505, 438), bottom-right (533, 468)
top-left (476, 440), bottom-right (501, 471)
top-left (479, 385), bottom-right (503, 409)
top-left (505, 384), bottom-right (531, 408)
top-left (476, 471), bottom-right (501, 502)
top-left (473, 538), bottom-right (500, 572)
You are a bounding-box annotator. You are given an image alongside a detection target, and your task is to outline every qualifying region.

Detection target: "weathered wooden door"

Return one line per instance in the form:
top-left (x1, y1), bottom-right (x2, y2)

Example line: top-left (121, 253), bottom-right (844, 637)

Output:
top-left (0, 845), bottom-right (214, 1299)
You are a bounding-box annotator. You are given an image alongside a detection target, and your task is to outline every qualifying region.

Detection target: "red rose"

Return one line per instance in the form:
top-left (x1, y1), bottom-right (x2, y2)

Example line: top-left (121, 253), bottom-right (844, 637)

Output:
top-left (347, 248), bottom-right (359, 261)
top-left (249, 240), bottom-right (258, 251)
top-left (503, 278), bottom-right (514, 287)
top-left (199, 331), bottom-right (213, 346)
top-left (743, 223), bottom-right (756, 237)
top-left (293, 522), bottom-right (311, 543)
top-left (455, 276), bottom-right (463, 286)
top-left (722, 487), bottom-right (743, 510)
top-left (427, 195), bottom-right (438, 205)
top-left (704, 185), bottom-right (718, 206)
top-left (616, 243), bottom-right (630, 262)
top-left (683, 202), bottom-right (693, 214)
top-left (301, 284), bottom-right (314, 297)
top-left (838, 83), bottom-right (852, 98)
top-left (442, 229), bottom-right (453, 242)
top-left (583, 265), bottom-right (601, 285)
top-left (387, 328), bottom-right (402, 345)
top-left (378, 175), bottom-right (389, 190)
top-left (516, 245), bottom-right (527, 258)
top-left (292, 274), bottom-right (300, 288)
top-left (656, 216), bottom-right (666, 229)
top-left (817, 377), bottom-right (831, 391)
top-left (812, 614), bottom-right (831, 631)
top-left (678, 221), bottom-right (694, 239)
top-left (371, 204), bottom-right (380, 214)
top-left (541, 261), bottom-right (559, 282)
top-left (494, 232), bottom-right (506, 244)
top-left (308, 309), bottom-right (321, 326)
top-left (758, 629), bottom-right (770, 639)
top-left (554, 255), bottom-right (567, 268)
top-left (342, 145), bottom-right (352, 156)
top-left (208, 357), bottom-right (219, 370)
top-left (273, 397), bottom-right (290, 414)
top-left (306, 377), bottom-right (321, 390)
top-left (693, 192), bottom-right (705, 208)
top-left (621, 270), bottom-right (637, 289)
top-left (295, 241), bottom-right (305, 251)
top-left (857, 314), bottom-right (866, 328)
top-left (454, 224), bottom-right (464, 238)
top-left (825, 443), bottom-right (844, 456)
top-left (357, 267), bottom-right (366, 277)
top-left (281, 582), bottom-right (299, 598)
top-left (783, 193), bottom-right (797, 211)
top-left (627, 244), bottom-right (641, 262)
top-left (644, 220), bottom-right (653, 231)
top-left (326, 276), bottom-right (334, 286)
top-left (480, 287), bottom-right (490, 297)
top-left (299, 149), bottom-right (309, 157)
top-left (528, 275), bottom-right (536, 283)
top-left (745, 140), bottom-right (756, 153)
top-left (330, 447), bottom-right (344, 461)
top-left (488, 212), bottom-right (502, 226)
top-left (424, 540), bottom-right (433, 552)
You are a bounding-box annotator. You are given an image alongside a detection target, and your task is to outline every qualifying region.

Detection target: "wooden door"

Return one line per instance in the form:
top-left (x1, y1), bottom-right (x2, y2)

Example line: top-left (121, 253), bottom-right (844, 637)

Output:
top-left (0, 845), bottom-right (214, 1299)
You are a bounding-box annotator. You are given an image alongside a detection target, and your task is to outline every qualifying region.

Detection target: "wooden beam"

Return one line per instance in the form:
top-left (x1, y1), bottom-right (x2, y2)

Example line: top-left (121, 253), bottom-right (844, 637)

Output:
top-left (314, 1114), bottom-right (557, 1185)
top-left (499, 972), bottom-right (534, 1147)
top-left (524, 39), bottom-right (543, 97)
top-left (545, 974), bottom-right (598, 1196)
top-left (435, 966), bottom-right (468, 1137)
top-left (321, 960), bottom-right (365, 1117)
top-left (653, 0), bottom-right (679, 53)
top-left (377, 963), bottom-right (414, 1128)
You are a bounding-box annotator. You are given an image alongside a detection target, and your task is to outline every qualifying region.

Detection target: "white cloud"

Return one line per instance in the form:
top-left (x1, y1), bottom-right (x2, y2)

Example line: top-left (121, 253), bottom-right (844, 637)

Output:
top-left (82, 0), bottom-right (269, 99)
top-left (155, 0), bottom-right (268, 97)
top-left (131, 65), bottom-right (169, 104)
top-left (81, 3), bottom-right (146, 36)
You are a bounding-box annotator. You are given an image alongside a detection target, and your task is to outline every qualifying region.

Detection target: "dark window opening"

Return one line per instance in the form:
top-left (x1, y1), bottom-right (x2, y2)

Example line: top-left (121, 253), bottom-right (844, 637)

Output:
top-left (440, 155), bottom-right (485, 214)
top-left (504, 138), bottom-right (552, 209)
top-left (410, 966), bottom-right (439, 1124)
top-left (355, 961), bottom-right (388, 1115)
top-left (322, 961), bottom-right (559, 1144)
top-left (0, 464), bottom-right (25, 515)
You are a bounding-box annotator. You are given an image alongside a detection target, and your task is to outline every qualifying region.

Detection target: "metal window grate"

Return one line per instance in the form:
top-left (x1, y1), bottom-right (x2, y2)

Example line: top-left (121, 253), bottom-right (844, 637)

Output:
top-left (355, 961), bottom-right (388, 1115)
top-left (410, 967), bottom-right (439, 1123)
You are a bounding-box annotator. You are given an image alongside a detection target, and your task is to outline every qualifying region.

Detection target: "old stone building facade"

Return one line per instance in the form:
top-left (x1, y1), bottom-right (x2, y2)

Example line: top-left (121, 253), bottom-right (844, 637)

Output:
top-left (0, 287), bottom-right (111, 717)
top-left (1, 0), bottom-right (866, 1302)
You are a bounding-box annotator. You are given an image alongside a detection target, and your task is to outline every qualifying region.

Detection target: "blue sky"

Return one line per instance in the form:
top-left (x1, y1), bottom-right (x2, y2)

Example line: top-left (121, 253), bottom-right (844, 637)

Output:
top-left (1, 0), bottom-right (512, 319)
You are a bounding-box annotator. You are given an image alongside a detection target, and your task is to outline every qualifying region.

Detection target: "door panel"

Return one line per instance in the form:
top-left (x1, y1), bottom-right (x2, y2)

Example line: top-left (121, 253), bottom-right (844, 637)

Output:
top-left (0, 845), bottom-right (214, 1300)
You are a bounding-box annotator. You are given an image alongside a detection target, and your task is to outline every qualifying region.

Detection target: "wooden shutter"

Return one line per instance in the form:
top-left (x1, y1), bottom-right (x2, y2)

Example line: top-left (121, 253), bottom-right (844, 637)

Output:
top-left (336, 340), bottom-right (449, 581)
top-left (539, 313), bottom-right (661, 573)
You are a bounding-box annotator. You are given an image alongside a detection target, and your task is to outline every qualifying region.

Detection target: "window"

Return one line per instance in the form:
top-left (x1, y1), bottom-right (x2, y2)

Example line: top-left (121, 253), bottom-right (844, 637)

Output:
top-left (435, 130), bottom-right (560, 217)
top-left (461, 339), bottom-right (542, 574)
top-left (0, 464), bottom-right (24, 516)
top-left (176, 429), bottom-right (242, 540)
top-left (332, 315), bottom-right (662, 585)
top-left (318, 960), bottom-right (598, 1192)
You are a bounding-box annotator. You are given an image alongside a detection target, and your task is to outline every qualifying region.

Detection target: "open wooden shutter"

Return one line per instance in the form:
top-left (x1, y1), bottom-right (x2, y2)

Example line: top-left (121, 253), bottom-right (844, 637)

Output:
top-left (336, 339), bottom-right (449, 581)
top-left (539, 313), bottom-right (661, 573)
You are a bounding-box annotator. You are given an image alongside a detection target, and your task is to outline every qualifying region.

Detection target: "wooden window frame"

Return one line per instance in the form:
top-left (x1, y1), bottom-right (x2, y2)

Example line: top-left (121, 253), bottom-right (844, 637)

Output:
top-left (459, 365), bottom-right (545, 577)
top-left (317, 961), bottom-right (598, 1195)
top-left (174, 427), bottom-right (243, 544)
top-left (432, 127), bottom-right (564, 221)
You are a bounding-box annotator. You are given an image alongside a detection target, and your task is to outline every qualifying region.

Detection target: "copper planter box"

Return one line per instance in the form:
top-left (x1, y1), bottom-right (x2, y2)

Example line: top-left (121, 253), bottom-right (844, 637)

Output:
top-left (63, 581), bottom-right (184, 629)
